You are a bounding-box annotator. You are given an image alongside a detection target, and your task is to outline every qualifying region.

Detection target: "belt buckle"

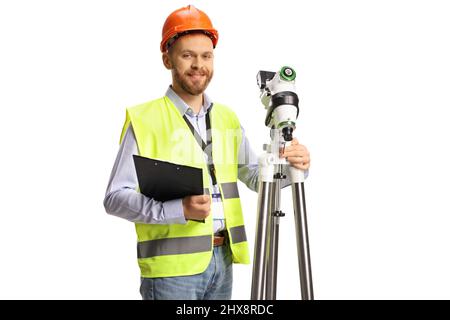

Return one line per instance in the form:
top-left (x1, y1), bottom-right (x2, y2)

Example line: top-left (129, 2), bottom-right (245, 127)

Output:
top-left (213, 230), bottom-right (227, 247)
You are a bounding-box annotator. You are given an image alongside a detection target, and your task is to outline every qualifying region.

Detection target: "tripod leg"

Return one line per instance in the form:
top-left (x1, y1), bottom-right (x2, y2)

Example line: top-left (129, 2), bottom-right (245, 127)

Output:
top-left (251, 181), bottom-right (273, 300)
top-left (265, 178), bottom-right (281, 300)
top-left (292, 182), bottom-right (314, 300)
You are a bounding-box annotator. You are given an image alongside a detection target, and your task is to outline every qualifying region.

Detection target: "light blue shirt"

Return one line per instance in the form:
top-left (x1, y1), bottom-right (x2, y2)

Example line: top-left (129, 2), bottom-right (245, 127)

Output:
top-left (103, 86), bottom-right (298, 233)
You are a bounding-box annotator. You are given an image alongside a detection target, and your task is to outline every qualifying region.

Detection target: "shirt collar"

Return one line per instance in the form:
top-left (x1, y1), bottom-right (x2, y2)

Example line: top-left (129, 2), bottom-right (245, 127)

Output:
top-left (165, 86), bottom-right (212, 117)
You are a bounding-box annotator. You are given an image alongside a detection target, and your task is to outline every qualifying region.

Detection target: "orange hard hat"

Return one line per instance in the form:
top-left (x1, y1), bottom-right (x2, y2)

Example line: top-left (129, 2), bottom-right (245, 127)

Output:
top-left (160, 5), bottom-right (219, 52)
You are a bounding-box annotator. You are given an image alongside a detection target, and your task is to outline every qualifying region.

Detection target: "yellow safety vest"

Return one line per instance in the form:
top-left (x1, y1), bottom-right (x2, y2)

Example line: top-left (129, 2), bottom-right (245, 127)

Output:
top-left (120, 96), bottom-right (250, 278)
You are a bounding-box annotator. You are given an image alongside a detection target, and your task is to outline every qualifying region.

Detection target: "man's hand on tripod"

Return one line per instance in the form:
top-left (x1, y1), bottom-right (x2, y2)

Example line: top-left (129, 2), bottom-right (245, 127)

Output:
top-left (280, 138), bottom-right (310, 170)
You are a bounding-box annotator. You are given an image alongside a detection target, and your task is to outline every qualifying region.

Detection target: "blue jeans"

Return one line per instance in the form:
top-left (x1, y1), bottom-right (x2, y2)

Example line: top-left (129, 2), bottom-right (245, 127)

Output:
top-left (140, 244), bottom-right (233, 300)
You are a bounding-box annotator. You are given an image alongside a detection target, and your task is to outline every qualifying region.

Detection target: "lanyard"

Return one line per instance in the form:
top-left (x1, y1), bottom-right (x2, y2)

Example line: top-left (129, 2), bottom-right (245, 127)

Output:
top-left (182, 105), bottom-right (217, 186)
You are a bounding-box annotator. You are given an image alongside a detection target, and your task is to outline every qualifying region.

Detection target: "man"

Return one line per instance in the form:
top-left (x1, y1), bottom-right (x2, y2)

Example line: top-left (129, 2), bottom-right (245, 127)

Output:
top-left (103, 5), bottom-right (310, 300)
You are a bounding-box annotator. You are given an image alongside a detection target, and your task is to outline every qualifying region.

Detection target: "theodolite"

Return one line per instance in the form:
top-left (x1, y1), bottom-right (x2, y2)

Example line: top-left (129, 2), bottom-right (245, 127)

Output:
top-left (251, 66), bottom-right (314, 300)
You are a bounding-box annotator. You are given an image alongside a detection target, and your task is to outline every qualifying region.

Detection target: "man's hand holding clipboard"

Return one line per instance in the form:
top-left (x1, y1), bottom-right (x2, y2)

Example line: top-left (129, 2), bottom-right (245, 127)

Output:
top-left (181, 195), bottom-right (211, 221)
top-left (132, 155), bottom-right (211, 222)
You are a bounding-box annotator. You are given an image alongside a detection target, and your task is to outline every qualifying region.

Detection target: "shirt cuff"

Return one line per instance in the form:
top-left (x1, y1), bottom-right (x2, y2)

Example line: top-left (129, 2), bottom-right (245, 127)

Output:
top-left (162, 198), bottom-right (187, 224)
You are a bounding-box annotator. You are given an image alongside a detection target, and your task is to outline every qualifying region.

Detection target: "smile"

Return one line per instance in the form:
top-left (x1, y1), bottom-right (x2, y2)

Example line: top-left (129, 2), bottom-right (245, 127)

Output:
top-left (188, 74), bottom-right (205, 80)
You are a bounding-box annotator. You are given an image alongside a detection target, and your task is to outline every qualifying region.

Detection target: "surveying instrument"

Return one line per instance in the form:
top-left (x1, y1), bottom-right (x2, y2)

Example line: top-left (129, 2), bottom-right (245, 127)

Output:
top-left (250, 66), bottom-right (314, 300)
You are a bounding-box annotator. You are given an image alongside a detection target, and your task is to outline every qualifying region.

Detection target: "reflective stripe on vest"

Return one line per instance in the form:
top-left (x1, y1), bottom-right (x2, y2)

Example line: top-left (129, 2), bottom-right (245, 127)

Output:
top-left (229, 225), bottom-right (247, 244)
top-left (137, 225), bottom-right (248, 259)
top-left (138, 235), bottom-right (212, 259)
top-left (203, 182), bottom-right (239, 199)
top-left (221, 182), bottom-right (240, 199)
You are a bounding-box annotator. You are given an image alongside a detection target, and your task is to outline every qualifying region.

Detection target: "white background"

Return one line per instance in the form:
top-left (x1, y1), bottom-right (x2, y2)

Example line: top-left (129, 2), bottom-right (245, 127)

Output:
top-left (1, 0), bottom-right (450, 299)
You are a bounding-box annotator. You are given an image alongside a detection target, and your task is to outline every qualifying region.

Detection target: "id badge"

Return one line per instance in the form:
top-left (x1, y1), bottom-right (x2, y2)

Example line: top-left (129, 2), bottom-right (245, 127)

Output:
top-left (211, 193), bottom-right (225, 220)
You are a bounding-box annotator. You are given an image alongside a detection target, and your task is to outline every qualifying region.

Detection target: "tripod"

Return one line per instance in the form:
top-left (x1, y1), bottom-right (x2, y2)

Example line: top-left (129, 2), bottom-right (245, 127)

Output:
top-left (250, 67), bottom-right (314, 300)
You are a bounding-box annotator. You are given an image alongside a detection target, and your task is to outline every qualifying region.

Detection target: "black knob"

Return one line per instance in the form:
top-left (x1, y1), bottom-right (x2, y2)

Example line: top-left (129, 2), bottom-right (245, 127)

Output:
top-left (282, 127), bottom-right (294, 141)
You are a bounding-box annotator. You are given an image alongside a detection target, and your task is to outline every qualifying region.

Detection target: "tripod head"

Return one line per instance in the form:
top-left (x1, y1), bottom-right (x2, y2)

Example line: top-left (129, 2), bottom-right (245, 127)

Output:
top-left (257, 66), bottom-right (299, 141)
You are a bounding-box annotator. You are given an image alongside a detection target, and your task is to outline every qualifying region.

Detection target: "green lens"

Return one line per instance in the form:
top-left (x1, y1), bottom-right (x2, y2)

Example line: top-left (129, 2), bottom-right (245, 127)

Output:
top-left (280, 66), bottom-right (296, 81)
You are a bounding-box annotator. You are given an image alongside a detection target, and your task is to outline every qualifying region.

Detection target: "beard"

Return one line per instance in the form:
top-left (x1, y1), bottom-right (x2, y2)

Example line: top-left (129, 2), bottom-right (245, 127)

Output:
top-left (172, 66), bottom-right (214, 96)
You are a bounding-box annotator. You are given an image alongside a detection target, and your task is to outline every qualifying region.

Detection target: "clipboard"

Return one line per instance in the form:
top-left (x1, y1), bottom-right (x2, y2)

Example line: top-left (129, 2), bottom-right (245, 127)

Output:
top-left (132, 155), bottom-right (204, 202)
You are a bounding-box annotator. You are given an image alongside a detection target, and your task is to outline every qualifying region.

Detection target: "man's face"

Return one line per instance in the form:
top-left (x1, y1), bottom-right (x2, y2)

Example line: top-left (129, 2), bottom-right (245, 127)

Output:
top-left (163, 33), bottom-right (214, 96)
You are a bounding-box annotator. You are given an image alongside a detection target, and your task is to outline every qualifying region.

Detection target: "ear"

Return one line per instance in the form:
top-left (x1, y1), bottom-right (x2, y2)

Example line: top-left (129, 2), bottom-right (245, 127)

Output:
top-left (162, 52), bottom-right (172, 70)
